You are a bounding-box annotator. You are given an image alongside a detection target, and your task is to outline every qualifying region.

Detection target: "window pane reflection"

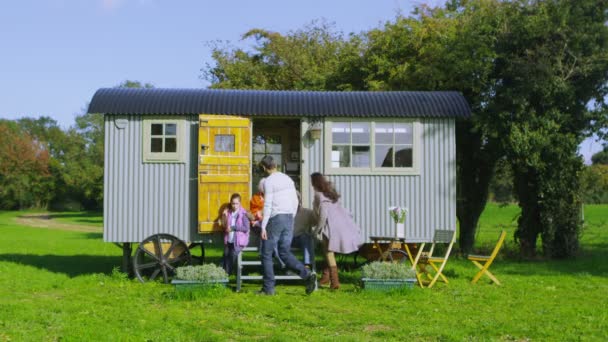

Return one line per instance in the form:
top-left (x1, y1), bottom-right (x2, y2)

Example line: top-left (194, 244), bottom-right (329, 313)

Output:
top-left (375, 145), bottom-right (393, 167)
top-left (151, 124), bottom-right (163, 135)
top-left (165, 138), bottom-right (177, 152)
top-left (332, 122), bottom-right (350, 144)
top-left (352, 146), bottom-right (370, 167)
top-left (351, 122), bottom-right (370, 144)
top-left (165, 124), bottom-right (177, 136)
top-left (214, 135), bottom-right (235, 152)
top-left (151, 138), bottom-right (163, 152)
top-left (394, 123), bottom-right (412, 145)
top-left (331, 145), bottom-right (350, 167)
top-left (394, 146), bottom-right (413, 167)
top-left (375, 123), bottom-right (393, 144)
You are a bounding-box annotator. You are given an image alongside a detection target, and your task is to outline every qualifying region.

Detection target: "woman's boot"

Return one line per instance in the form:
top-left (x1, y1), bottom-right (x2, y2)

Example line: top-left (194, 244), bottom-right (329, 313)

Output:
top-left (319, 265), bottom-right (330, 287)
top-left (329, 266), bottom-right (340, 290)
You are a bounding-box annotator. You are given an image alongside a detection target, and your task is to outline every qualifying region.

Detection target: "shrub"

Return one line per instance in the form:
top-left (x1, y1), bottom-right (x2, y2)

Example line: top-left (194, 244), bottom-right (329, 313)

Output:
top-left (175, 264), bottom-right (228, 282)
top-left (361, 262), bottom-right (416, 280)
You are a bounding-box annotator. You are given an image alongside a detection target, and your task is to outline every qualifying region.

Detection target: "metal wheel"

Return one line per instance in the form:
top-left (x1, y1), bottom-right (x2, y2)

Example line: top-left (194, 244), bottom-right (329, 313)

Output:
top-left (385, 249), bottom-right (409, 264)
top-left (133, 234), bottom-right (192, 283)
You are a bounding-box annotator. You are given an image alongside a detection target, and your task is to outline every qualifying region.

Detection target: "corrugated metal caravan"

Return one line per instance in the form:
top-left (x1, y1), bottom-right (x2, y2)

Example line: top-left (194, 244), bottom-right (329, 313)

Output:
top-left (88, 88), bottom-right (470, 282)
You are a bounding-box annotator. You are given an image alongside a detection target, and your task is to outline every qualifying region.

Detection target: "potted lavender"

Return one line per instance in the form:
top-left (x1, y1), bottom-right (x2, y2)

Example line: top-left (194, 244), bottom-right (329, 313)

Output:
top-left (389, 206), bottom-right (408, 239)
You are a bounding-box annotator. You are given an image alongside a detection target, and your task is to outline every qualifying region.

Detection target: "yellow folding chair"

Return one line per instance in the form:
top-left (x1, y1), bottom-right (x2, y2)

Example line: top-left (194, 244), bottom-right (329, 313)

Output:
top-left (414, 229), bottom-right (456, 288)
top-left (468, 230), bottom-right (507, 285)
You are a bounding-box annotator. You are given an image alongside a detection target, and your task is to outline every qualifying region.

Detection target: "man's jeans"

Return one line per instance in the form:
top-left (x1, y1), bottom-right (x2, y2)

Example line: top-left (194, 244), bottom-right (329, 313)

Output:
top-left (292, 234), bottom-right (315, 265)
top-left (261, 214), bottom-right (310, 293)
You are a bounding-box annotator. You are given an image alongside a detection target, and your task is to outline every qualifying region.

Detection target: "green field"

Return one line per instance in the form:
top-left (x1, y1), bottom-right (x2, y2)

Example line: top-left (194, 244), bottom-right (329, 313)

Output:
top-left (0, 204), bottom-right (606, 341)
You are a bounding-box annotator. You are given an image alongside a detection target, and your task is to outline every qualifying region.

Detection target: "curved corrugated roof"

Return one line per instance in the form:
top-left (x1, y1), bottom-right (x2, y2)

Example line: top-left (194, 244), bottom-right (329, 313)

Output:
top-left (88, 88), bottom-right (471, 118)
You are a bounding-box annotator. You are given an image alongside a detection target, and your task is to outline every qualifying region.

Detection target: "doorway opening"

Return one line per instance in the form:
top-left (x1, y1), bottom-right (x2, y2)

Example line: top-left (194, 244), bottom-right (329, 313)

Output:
top-left (252, 119), bottom-right (302, 192)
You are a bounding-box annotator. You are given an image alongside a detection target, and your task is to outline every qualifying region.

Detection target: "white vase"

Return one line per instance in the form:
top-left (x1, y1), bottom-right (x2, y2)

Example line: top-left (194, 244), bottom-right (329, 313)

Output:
top-left (395, 222), bottom-right (405, 239)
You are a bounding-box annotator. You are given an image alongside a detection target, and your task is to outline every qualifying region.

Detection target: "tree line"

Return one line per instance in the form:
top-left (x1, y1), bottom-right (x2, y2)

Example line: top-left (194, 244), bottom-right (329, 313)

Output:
top-left (0, 81), bottom-right (150, 211)
top-left (1, 1), bottom-right (607, 259)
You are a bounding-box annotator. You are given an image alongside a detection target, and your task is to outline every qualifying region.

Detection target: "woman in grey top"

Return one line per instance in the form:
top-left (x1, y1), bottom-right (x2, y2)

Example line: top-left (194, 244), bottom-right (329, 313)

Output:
top-left (311, 172), bottom-right (362, 289)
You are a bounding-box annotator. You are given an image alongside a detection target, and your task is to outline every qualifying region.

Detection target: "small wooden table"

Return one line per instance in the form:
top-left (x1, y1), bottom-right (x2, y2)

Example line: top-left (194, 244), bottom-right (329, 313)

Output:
top-left (369, 236), bottom-right (426, 268)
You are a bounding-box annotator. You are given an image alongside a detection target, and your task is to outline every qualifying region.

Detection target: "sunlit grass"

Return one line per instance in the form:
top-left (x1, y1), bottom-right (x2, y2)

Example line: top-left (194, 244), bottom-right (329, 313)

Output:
top-left (0, 205), bottom-right (606, 340)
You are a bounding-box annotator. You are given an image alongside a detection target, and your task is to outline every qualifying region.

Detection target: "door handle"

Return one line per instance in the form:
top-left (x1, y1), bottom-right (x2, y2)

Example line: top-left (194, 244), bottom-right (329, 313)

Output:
top-left (200, 144), bottom-right (209, 157)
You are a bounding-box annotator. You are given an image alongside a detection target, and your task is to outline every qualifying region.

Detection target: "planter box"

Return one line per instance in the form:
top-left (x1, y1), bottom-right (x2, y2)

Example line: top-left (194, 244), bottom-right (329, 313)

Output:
top-left (361, 278), bottom-right (416, 291)
top-left (171, 279), bottom-right (229, 292)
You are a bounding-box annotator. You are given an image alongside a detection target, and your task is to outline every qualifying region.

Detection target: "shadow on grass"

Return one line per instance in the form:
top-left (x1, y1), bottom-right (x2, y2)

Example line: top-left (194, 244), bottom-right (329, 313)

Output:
top-left (488, 244), bottom-right (608, 277)
top-left (47, 211), bottom-right (103, 225)
top-left (0, 253), bottom-right (120, 277)
top-left (81, 232), bottom-right (103, 239)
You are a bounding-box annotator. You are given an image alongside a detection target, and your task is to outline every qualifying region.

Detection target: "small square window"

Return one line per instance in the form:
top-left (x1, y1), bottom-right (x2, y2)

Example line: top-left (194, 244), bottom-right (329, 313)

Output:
top-left (214, 135), bottom-right (235, 152)
top-left (143, 119), bottom-right (185, 163)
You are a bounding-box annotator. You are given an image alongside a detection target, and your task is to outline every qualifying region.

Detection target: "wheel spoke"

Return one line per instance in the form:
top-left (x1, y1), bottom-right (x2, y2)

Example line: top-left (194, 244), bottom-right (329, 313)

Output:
top-left (149, 268), bottom-right (161, 281)
top-left (135, 261), bottom-right (159, 270)
top-left (164, 239), bottom-right (178, 259)
top-left (168, 254), bottom-right (190, 265)
top-left (161, 265), bottom-right (169, 283)
top-left (138, 245), bottom-right (159, 260)
top-left (154, 235), bottom-right (163, 258)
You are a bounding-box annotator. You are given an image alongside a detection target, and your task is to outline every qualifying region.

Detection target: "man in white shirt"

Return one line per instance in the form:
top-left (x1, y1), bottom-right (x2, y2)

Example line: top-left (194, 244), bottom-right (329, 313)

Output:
top-left (258, 155), bottom-right (316, 295)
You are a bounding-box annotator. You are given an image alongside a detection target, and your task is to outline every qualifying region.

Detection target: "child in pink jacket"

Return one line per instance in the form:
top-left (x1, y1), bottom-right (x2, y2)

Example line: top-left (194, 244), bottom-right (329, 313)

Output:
top-left (221, 193), bottom-right (250, 275)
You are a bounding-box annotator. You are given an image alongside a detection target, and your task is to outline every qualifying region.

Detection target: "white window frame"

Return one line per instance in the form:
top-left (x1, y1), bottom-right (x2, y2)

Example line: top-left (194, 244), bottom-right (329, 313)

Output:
top-left (142, 117), bottom-right (186, 163)
top-left (323, 118), bottom-right (421, 175)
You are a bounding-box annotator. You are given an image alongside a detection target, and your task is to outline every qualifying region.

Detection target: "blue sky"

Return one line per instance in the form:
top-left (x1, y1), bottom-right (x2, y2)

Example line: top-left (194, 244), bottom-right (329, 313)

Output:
top-left (0, 0), bottom-right (603, 162)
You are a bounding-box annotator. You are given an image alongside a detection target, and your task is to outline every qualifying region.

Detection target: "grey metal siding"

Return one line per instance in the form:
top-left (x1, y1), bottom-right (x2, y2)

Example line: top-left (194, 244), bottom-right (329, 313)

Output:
top-left (305, 118), bottom-right (456, 243)
top-left (103, 115), bottom-right (199, 243)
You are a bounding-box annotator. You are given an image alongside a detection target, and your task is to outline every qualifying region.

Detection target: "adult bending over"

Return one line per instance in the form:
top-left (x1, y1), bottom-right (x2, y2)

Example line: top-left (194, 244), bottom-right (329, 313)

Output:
top-left (311, 172), bottom-right (362, 289)
top-left (258, 155), bottom-right (317, 295)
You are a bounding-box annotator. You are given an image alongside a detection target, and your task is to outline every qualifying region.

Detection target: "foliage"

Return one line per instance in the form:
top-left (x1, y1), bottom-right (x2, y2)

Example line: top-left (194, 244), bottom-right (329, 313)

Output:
top-left (0, 121), bottom-right (52, 209)
top-left (175, 264), bottom-right (228, 282)
top-left (1, 206), bottom-right (607, 340)
top-left (492, 0), bottom-right (608, 258)
top-left (1, 80), bottom-right (153, 211)
top-left (203, 20), bottom-right (355, 91)
top-left (580, 164), bottom-right (608, 204)
top-left (388, 206), bottom-right (408, 224)
top-left (361, 261), bottom-right (416, 280)
top-left (488, 158), bottom-right (515, 203)
top-left (592, 146), bottom-right (608, 165)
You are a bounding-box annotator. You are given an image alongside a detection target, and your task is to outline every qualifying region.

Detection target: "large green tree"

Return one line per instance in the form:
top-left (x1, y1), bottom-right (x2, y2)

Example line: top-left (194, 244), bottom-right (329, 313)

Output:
top-left (203, 21), bottom-right (357, 91)
top-left (489, 0), bottom-right (608, 257)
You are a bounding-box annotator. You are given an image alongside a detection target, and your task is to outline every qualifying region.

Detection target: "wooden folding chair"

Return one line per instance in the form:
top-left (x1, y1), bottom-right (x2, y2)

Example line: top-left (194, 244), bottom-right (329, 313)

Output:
top-left (468, 230), bottom-right (507, 285)
top-left (414, 229), bottom-right (456, 288)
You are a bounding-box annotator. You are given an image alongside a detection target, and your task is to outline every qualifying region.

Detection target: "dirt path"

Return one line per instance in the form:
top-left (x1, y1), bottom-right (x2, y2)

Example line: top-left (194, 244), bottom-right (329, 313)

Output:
top-left (14, 214), bottom-right (102, 233)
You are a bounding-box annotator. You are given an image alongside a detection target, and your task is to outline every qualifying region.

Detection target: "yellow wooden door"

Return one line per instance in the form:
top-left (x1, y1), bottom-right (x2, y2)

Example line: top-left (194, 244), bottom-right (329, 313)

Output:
top-left (198, 115), bottom-right (251, 233)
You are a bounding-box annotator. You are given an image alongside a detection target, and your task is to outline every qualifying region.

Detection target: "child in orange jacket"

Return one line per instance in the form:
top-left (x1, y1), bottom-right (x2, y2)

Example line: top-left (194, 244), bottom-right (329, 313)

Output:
top-left (250, 178), bottom-right (266, 229)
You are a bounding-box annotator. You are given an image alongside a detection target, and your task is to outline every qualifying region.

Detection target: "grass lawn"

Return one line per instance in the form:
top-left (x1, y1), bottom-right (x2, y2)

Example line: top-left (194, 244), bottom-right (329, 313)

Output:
top-left (0, 204), bottom-right (606, 341)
